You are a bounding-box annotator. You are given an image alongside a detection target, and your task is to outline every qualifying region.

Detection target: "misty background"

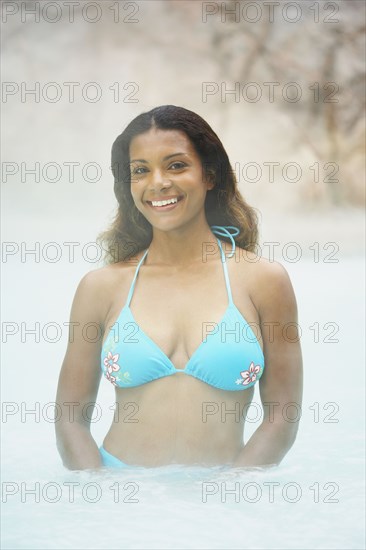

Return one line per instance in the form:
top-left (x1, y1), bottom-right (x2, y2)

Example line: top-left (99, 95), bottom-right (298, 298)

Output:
top-left (2, 0), bottom-right (365, 255)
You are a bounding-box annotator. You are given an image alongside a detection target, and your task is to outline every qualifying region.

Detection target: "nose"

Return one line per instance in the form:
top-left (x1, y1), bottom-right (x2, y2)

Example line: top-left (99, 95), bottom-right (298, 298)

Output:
top-left (148, 168), bottom-right (172, 191)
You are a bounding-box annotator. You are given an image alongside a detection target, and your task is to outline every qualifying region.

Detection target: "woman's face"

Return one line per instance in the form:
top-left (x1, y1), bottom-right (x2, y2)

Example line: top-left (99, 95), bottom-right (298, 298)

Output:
top-left (129, 128), bottom-right (214, 230)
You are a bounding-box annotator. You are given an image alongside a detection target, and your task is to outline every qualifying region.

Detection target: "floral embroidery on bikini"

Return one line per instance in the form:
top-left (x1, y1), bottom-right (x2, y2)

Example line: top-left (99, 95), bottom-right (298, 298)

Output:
top-left (235, 361), bottom-right (262, 386)
top-left (103, 351), bottom-right (131, 386)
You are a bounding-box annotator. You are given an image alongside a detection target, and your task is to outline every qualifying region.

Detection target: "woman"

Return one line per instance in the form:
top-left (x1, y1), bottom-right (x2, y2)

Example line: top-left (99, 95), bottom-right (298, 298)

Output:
top-left (55, 105), bottom-right (303, 470)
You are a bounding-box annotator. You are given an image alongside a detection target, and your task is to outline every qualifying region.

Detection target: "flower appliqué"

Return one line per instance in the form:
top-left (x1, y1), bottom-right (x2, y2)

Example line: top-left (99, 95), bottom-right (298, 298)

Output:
top-left (103, 351), bottom-right (131, 386)
top-left (235, 361), bottom-right (262, 386)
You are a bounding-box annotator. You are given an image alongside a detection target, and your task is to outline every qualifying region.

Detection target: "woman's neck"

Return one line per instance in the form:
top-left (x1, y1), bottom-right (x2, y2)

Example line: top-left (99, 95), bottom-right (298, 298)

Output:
top-left (146, 223), bottom-right (220, 267)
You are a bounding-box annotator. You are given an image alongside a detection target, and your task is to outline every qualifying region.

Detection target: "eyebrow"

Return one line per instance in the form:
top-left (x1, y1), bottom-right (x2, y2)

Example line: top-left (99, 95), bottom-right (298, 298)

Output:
top-left (129, 152), bottom-right (188, 164)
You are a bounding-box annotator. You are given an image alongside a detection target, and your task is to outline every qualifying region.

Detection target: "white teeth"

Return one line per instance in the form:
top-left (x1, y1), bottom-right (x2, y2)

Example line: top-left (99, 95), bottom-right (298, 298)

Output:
top-left (151, 197), bottom-right (179, 207)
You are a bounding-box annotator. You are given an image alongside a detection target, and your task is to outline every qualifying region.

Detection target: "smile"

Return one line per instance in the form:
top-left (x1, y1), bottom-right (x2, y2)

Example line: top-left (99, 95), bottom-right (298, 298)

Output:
top-left (146, 195), bottom-right (185, 210)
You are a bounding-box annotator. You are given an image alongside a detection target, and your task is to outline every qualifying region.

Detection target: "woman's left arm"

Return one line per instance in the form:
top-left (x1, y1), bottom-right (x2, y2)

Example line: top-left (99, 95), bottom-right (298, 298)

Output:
top-left (232, 260), bottom-right (303, 467)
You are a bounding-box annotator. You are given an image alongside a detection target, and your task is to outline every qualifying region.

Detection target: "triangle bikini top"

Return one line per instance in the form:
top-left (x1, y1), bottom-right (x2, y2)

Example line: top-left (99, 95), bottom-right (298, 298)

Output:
top-left (101, 225), bottom-right (265, 391)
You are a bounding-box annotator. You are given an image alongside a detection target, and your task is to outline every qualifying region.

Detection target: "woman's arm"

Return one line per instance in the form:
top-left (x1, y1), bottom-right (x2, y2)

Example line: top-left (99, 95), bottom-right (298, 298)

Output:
top-left (232, 260), bottom-right (303, 467)
top-left (55, 270), bottom-right (107, 470)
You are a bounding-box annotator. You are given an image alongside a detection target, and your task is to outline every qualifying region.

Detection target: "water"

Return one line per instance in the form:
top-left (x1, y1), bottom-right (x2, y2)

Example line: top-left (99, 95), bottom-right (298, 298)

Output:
top-left (2, 257), bottom-right (365, 549)
top-left (2, 459), bottom-right (364, 549)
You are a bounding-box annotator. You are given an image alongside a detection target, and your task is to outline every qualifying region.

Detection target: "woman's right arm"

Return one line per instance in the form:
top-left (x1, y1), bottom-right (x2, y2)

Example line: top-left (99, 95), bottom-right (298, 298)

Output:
top-left (55, 270), bottom-right (107, 470)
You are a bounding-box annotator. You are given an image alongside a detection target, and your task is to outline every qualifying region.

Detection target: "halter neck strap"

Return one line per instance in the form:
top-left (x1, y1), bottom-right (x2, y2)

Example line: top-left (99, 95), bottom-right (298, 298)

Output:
top-left (210, 225), bottom-right (240, 260)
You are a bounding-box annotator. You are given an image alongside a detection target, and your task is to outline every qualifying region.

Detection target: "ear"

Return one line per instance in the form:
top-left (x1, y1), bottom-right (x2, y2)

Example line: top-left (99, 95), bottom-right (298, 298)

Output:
top-left (205, 169), bottom-right (216, 191)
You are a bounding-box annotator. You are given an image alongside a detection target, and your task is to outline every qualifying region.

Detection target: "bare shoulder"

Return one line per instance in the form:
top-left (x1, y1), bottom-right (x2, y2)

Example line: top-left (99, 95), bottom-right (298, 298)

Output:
top-left (79, 261), bottom-right (126, 287)
top-left (235, 245), bottom-right (291, 281)
top-left (235, 245), bottom-right (297, 316)
top-left (79, 254), bottom-right (143, 288)
top-left (71, 260), bottom-right (137, 325)
top-left (76, 263), bottom-right (118, 298)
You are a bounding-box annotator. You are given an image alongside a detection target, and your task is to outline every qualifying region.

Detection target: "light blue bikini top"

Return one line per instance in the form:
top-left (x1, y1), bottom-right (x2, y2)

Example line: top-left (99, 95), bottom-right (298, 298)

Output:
top-left (101, 225), bottom-right (265, 391)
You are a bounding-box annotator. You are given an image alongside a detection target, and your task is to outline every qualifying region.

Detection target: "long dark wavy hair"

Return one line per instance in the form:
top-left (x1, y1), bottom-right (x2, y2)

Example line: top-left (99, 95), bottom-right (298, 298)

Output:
top-left (97, 105), bottom-right (259, 263)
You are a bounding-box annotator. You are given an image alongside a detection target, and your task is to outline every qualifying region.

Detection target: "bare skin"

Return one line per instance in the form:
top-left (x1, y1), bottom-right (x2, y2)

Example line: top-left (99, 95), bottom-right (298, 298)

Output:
top-left (55, 128), bottom-right (303, 469)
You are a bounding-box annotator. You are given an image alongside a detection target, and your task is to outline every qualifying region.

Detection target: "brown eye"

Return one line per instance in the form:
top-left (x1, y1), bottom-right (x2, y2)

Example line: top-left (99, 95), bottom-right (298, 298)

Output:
top-left (170, 162), bottom-right (186, 170)
top-left (131, 166), bottom-right (147, 175)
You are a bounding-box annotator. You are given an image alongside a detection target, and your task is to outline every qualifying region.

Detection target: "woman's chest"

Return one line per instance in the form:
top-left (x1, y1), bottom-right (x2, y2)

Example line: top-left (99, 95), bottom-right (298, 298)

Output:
top-left (104, 257), bottom-right (263, 368)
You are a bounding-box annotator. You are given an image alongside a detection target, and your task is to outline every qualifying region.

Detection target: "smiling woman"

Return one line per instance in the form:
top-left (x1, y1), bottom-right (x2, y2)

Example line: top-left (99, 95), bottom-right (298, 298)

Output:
top-left (55, 105), bottom-right (303, 470)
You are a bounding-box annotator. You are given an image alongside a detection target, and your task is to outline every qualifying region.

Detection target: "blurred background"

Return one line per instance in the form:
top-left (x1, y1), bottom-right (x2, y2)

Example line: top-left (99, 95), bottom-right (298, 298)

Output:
top-left (2, 0), bottom-right (365, 254)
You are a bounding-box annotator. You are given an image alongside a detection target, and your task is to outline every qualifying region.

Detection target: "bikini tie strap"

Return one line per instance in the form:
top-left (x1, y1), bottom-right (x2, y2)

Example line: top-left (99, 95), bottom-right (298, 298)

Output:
top-left (210, 225), bottom-right (240, 259)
